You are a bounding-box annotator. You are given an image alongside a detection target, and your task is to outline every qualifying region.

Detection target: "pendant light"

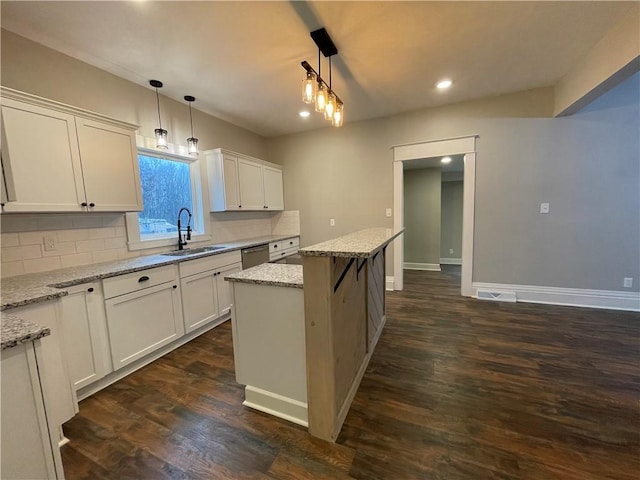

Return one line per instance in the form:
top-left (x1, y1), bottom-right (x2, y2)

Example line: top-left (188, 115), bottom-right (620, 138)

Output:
top-left (150, 80), bottom-right (168, 149)
top-left (184, 95), bottom-right (198, 156)
top-left (301, 28), bottom-right (344, 126)
top-left (302, 70), bottom-right (317, 104)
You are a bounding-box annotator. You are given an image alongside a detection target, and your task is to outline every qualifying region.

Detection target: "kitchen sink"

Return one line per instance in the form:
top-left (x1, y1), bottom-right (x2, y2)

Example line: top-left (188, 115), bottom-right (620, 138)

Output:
top-left (161, 246), bottom-right (227, 257)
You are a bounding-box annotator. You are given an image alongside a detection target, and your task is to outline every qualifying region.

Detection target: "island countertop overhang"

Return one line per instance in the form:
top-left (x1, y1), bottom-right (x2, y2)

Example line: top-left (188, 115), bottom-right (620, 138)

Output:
top-left (298, 227), bottom-right (404, 258)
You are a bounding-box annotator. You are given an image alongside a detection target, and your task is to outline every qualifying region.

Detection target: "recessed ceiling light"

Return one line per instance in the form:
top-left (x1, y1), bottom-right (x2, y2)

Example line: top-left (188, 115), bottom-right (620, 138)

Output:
top-left (436, 79), bottom-right (452, 90)
top-left (441, 156), bottom-right (452, 164)
top-left (299, 111), bottom-right (310, 118)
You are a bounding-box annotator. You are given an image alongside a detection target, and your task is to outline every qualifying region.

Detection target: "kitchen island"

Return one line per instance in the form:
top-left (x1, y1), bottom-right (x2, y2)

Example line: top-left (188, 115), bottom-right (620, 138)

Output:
top-left (226, 227), bottom-right (403, 441)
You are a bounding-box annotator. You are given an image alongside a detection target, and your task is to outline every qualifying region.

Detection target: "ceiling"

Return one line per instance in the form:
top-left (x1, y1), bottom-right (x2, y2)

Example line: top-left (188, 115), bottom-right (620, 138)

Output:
top-left (1, 1), bottom-right (633, 138)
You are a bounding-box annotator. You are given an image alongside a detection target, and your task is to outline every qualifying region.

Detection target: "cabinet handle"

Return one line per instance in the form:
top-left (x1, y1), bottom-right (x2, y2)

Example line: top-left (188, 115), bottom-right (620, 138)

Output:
top-left (138, 275), bottom-right (150, 283)
top-left (173, 285), bottom-right (177, 289)
top-left (238, 205), bottom-right (242, 208)
top-left (264, 206), bottom-right (267, 209)
top-left (89, 202), bottom-right (95, 207)
top-left (289, 241), bottom-right (293, 245)
top-left (87, 287), bottom-right (94, 293)
top-left (273, 244), bottom-right (278, 249)
top-left (81, 202), bottom-right (88, 207)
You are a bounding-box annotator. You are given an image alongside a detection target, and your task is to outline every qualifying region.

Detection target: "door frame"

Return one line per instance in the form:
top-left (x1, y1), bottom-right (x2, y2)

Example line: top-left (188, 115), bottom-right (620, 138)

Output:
top-left (392, 135), bottom-right (477, 296)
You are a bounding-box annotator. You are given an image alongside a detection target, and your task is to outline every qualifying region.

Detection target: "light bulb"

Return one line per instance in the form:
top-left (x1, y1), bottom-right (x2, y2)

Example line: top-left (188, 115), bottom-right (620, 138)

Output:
top-left (324, 92), bottom-right (336, 121)
top-left (315, 82), bottom-right (326, 112)
top-left (155, 128), bottom-right (168, 149)
top-left (302, 71), bottom-right (317, 104)
top-left (332, 102), bottom-right (343, 127)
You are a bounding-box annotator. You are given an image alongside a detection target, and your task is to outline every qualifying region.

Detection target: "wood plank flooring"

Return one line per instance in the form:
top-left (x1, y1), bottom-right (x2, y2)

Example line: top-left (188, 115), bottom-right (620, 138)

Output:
top-left (62, 267), bottom-right (640, 479)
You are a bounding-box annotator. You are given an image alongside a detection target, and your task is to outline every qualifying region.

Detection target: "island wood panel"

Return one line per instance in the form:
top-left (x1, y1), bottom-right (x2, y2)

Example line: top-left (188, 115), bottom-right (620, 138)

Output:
top-left (367, 250), bottom-right (386, 349)
top-left (304, 253), bottom-right (386, 442)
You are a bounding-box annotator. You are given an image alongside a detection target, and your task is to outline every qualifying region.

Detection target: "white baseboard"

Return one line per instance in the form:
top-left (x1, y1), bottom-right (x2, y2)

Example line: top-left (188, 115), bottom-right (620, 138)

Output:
top-left (243, 385), bottom-right (308, 427)
top-left (440, 257), bottom-right (462, 265)
top-left (386, 276), bottom-right (395, 291)
top-left (404, 262), bottom-right (441, 271)
top-left (472, 282), bottom-right (640, 312)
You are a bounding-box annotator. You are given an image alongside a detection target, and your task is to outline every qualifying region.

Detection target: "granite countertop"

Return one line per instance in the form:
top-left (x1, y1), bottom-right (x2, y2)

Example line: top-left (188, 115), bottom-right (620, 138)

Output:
top-left (225, 263), bottom-right (303, 289)
top-left (1, 234), bottom-right (299, 311)
top-left (1, 312), bottom-right (51, 350)
top-left (298, 227), bottom-right (404, 258)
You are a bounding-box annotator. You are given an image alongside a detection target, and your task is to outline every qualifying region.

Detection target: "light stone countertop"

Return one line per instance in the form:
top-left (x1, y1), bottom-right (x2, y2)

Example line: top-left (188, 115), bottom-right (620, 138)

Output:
top-left (298, 227), bottom-right (404, 258)
top-left (1, 312), bottom-right (51, 350)
top-left (1, 234), bottom-right (299, 311)
top-left (225, 263), bottom-right (303, 289)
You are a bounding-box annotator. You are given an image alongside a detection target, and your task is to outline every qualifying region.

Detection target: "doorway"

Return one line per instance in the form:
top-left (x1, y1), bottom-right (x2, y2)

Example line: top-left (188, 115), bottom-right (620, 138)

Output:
top-left (392, 136), bottom-right (477, 296)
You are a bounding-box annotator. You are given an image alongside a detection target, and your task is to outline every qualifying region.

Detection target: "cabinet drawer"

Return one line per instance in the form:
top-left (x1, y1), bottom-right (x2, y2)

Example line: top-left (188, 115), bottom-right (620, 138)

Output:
top-left (269, 237), bottom-right (299, 253)
top-left (179, 250), bottom-right (242, 278)
top-left (103, 265), bottom-right (177, 299)
top-left (269, 246), bottom-right (299, 261)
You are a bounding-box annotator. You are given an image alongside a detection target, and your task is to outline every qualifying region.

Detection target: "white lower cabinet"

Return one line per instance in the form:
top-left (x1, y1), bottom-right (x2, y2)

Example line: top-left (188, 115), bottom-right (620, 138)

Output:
top-left (1, 342), bottom-right (62, 480)
top-left (103, 266), bottom-right (184, 370)
top-left (59, 282), bottom-right (112, 390)
top-left (179, 251), bottom-right (242, 333)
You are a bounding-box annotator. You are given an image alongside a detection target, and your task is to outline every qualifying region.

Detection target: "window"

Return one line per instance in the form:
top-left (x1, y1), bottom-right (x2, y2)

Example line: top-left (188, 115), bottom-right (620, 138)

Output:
top-left (126, 147), bottom-right (209, 251)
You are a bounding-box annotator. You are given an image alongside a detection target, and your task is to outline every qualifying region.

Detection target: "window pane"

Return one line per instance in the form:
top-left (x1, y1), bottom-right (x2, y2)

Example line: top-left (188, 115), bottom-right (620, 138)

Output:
top-left (137, 155), bottom-right (193, 239)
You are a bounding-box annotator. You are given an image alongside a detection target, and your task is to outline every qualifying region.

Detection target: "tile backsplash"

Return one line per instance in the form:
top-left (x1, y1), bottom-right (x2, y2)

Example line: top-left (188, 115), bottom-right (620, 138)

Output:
top-left (1, 214), bottom-right (132, 277)
top-left (1, 210), bottom-right (300, 278)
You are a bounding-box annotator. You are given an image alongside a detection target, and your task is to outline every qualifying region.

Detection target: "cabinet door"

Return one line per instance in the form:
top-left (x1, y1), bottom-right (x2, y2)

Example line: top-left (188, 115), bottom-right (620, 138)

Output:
top-left (222, 154), bottom-right (241, 210)
top-left (238, 158), bottom-right (265, 210)
top-left (1, 99), bottom-right (86, 212)
top-left (105, 282), bottom-right (184, 370)
top-left (60, 283), bottom-right (112, 390)
top-left (75, 118), bottom-right (142, 212)
top-left (263, 165), bottom-right (284, 210)
top-left (180, 270), bottom-right (219, 334)
top-left (217, 263), bottom-right (242, 317)
top-left (1, 344), bottom-right (58, 480)
top-left (11, 301), bottom-right (78, 427)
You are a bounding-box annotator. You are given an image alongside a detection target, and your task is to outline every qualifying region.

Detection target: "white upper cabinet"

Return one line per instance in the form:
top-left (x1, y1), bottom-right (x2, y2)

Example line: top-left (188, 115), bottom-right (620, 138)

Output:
top-left (207, 148), bottom-right (284, 212)
top-left (238, 158), bottom-right (265, 210)
top-left (263, 165), bottom-right (284, 210)
top-left (0, 88), bottom-right (142, 213)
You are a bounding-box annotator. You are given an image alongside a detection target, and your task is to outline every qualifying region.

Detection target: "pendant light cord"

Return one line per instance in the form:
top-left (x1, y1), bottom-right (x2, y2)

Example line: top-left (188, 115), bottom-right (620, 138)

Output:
top-left (155, 87), bottom-right (162, 130)
top-left (189, 103), bottom-right (195, 137)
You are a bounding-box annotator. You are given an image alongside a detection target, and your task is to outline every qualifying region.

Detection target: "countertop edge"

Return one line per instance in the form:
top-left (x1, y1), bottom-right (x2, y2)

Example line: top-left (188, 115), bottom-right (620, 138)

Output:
top-left (1, 313), bottom-right (52, 351)
top-left (1, 234), bottom-right (300, 311)
top-left (299, 228), bottom-right (404, 258)
top-left (226, 277), bottom-right (303, 289)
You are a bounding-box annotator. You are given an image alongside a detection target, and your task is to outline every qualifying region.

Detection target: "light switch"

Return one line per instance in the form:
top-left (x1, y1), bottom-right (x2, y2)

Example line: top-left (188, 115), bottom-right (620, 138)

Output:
top-left (540, 203), bottom-right (550, 214)
top-left (624, 277), bottom-right (633, 288)
top-left (385, 208), bottom-right (392, 217)
top-left (330, 218), bottom-right (335, 227)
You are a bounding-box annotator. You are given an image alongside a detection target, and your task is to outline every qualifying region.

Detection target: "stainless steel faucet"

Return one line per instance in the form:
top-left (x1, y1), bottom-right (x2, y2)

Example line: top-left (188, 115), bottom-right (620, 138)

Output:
top-left (177, 207), bottom-right (192, 250)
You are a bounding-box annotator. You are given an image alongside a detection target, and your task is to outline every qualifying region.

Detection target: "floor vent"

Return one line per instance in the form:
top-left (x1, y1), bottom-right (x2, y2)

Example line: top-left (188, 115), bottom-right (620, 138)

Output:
top-left (476, 290), bottom-right (517, 302)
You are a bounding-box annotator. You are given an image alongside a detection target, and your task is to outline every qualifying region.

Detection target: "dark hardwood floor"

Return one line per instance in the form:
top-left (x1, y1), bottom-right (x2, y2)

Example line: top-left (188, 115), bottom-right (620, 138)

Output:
top-left (62, 267), bottom-right (640, 479)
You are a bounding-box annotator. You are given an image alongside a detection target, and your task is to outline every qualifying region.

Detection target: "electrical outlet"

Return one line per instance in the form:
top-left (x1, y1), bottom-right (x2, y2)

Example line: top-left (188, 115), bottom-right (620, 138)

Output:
top-left (43, 235), bottom-right (56, 252)
top-left (330, 218), bottom-right (335, 227)
top-left (540, 203), bottom-right (550, 214)
top-left (623, 277), bottom-right (633, 288)
top-left (449, 248), bottom-right (454, 255)
top-left (385, 208), bottom-right (392, 217)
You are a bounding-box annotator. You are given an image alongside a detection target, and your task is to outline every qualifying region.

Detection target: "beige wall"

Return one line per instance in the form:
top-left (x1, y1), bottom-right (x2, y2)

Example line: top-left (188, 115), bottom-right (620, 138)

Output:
top-left (403, 168), bottom-right (441, 266)
top-left (440, 180), bottom-right (463, 260)
top-left (1, 30), bottom-right (266, 158)
top-left (268, 74), bottom-right (639, 292)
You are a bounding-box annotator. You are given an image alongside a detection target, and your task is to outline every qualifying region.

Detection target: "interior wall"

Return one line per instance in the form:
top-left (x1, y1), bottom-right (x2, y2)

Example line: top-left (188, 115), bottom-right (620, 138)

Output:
top-left (268, 74), bottom-right (639, 293)
top-left (403, 168), bottom-right (441, 266)
top-left (440, 180), bottom-right (463, 261)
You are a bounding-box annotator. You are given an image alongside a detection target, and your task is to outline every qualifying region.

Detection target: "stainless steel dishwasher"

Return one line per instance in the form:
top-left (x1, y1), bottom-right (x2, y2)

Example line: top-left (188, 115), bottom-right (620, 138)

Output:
top-left (241, 244), bottom-right (270, 269)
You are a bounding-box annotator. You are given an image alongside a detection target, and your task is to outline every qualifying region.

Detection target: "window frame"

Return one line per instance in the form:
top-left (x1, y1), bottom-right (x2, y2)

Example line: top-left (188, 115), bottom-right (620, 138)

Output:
top-left (125, 140), bottom-right (210, 252)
